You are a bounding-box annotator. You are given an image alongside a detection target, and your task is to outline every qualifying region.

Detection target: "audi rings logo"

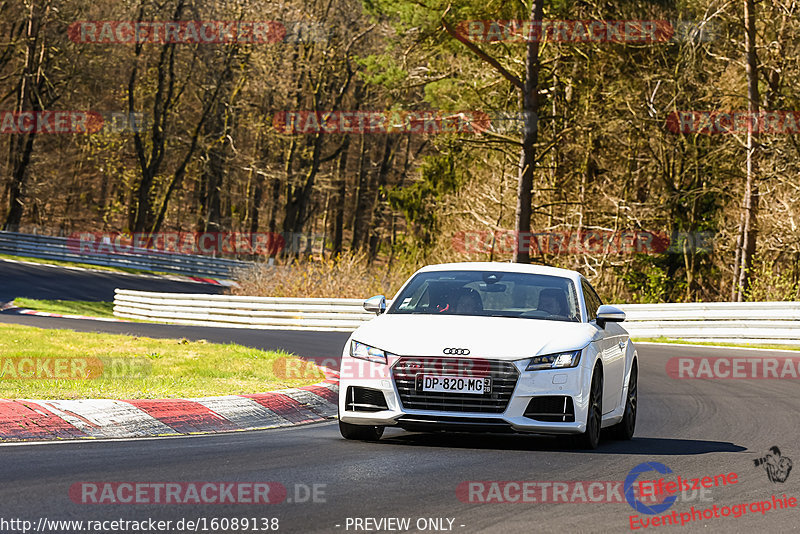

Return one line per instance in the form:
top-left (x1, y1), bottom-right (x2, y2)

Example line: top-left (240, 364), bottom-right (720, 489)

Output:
top-left (443, 348), bottom-right (470, 355)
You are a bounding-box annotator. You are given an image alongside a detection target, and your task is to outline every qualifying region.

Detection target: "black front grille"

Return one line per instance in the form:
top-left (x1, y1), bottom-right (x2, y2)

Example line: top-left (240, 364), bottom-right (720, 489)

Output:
top-left (524, 396), bottom-right (575, 422)
top-left (392, 357), bottom-right (519, 414)
top-left (345, 386), bottom-right (389, 412)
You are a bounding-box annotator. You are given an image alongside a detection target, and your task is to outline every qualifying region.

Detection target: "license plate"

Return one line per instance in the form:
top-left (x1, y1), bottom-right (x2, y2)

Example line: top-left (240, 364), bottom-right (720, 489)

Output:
top-left (416, 375), bottom-right (491, 394)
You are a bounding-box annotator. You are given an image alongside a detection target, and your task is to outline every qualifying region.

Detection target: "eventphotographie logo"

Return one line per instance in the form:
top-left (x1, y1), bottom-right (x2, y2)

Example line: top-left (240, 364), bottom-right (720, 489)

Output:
top-left (625, 462), bottom-right (678, 515)
top-left (753, 447), bottom-right (793, 483)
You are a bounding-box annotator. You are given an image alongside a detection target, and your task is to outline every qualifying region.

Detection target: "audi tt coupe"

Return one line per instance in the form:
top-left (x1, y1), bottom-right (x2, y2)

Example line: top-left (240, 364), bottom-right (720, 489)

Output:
top-left (337, 262), bottom-right (638, 449)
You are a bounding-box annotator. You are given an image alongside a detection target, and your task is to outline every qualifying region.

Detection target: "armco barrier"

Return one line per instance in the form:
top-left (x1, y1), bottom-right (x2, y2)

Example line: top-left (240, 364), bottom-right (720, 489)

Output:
top-left (615, 301), bottom-right (800, 345)
top-left (113, 290), bottom-right (377, 331)
top-left (113, 290), bottom-right (800, 343)
top-left (0, 231), bottom-right (248, 278)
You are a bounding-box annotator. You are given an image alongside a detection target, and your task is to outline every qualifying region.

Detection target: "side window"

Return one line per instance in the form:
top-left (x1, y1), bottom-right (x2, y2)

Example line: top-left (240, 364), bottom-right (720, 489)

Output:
top-left (581, 279), bottom-right (600, 321)
top-left (588, 283), bottom-right (604, 308)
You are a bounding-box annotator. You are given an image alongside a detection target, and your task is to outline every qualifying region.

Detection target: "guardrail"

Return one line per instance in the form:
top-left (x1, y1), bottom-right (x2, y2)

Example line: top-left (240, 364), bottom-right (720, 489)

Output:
top-left (114, 290), bottom-right (375, 331)
top-left (0, 231), bottom-right (249, 279)
top-left (113, 290), bottom-right (800, 343)
top-left (614, 302), bottom-right (800, 345)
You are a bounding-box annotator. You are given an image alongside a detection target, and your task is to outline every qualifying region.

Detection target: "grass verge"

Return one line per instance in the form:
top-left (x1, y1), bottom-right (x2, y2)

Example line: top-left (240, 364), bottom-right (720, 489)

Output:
top-left (633, 337), bottom-right (800, 351)
top-left (0, 323), bottom-right (325, 399)
top-left (13, 298), bottom-right (116, 318)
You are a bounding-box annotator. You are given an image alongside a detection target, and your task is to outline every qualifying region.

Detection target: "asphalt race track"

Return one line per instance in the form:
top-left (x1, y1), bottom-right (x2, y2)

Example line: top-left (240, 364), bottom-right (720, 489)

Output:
top-left (1, 341), bottom-right (798, 532)
top-left (1, 264), bottom-right (798, 532)
top-left (0, 259), bottom-right (225, 302)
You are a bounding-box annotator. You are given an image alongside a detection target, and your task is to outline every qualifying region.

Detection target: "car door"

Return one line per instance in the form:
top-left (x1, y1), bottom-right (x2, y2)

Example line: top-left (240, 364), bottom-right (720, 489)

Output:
top-left (582, 279), bottom-right (625, 414)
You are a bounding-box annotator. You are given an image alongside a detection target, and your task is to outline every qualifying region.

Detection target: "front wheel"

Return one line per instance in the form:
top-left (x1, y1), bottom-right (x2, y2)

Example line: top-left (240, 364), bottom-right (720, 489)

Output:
top-left (339, 419), bottom-right (385, 441)
top-left (610, 360), bottom-right (637, 440)
top-left (572, 366), bottom-right (603, 450)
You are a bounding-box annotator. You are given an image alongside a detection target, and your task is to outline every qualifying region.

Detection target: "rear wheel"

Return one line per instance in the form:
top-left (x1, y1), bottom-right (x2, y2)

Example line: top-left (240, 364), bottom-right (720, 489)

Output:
top-left (610, 360), bottom-right (637, 440)
top-left (573, 366), bottom-right (603, 450)
top-left (339, 419), bottom-right (385, 441)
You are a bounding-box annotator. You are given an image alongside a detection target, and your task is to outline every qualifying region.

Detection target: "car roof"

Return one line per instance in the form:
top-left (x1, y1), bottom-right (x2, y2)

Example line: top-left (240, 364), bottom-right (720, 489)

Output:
top-left (415, 262), bottom-right (582, 283)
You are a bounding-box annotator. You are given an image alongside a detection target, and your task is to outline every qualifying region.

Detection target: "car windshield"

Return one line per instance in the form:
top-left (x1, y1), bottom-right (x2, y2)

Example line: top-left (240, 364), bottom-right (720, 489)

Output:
top-left (388, 270), bottom-right (581, 322)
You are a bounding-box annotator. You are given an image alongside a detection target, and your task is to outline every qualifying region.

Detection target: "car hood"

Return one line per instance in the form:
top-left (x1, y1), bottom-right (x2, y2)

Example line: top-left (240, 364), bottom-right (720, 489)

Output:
top-left (350, 314), bottom-right (602, 361)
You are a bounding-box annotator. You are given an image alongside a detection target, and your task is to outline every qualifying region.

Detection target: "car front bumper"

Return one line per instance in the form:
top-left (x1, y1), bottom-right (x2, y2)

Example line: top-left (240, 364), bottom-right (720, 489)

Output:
top-left (337, 354), bottom-right (593, 435)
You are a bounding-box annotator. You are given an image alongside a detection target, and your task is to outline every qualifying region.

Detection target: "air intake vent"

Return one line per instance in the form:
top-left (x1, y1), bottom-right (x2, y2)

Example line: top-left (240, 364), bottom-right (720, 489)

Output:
top-left (345, 387), bottom-right (389, 412)
top-left (524, 396), bottom-right (575, 422)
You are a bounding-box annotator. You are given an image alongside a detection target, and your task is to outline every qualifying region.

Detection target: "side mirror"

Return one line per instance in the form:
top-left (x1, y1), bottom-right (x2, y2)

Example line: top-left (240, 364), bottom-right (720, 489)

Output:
top-left (363, 295), bottom-right (386, 315)
top-left (596, 304), bottom-right (625, 328)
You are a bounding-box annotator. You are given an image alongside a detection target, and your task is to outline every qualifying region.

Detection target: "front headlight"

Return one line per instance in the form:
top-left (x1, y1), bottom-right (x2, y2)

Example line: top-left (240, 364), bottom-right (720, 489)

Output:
top-left (526, 350), bottom-right (581, 371)
top-left (350, 340), bottom-right (390, 365)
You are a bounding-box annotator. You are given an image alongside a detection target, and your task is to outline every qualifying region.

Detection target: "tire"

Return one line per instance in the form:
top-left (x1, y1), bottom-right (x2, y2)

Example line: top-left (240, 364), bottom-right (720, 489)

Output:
top-left (339, 419), bottom-right (385, 441)
top-left (573, 366), bottom-right (603, 450)
top-left (610, 360), bottom-right (637, 440)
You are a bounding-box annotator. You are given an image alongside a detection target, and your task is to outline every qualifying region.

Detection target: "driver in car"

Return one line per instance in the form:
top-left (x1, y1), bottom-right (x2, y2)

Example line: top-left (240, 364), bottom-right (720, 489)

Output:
top-left (436, 287), bottom-right (484, 315)
top-left (455, 288), bottom-right (483, 315)
top-left (538, 288), bottom-right (567, 316)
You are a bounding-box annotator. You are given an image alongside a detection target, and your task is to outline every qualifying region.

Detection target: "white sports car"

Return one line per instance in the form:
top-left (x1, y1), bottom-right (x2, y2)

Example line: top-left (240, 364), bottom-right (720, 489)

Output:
top-left (337, 262), bottom-right (638, 449)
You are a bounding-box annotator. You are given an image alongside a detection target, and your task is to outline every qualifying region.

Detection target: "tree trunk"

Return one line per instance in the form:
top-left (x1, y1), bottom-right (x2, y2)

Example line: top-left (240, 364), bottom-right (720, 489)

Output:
top-left (3, 1), bottom-right (47, 231)
top-left (513, 0), bottom-right (543, 263)
top-left (351, 135), bottom-right (369, 251)
top-left (249, 176), bottom-right (263, 235)
top-left (282, 131), bottom-right (324, 247)
top-left (734, 0), bottom-right (761, 301)
top-left (198, 114), bottom-right (226, 232)
top-left (365, 135), bottom-right (394, 261)
top-left (332, 137), bottom-right (350, 255)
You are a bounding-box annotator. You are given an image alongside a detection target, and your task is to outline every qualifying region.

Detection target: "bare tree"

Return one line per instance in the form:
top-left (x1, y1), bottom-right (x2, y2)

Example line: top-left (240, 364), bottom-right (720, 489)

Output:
top-left (3, 0), bottom-right (52, 231)
top-left (732, 0), bottom-right (761, 301)
top-left (443, 1), bottom-right (544, 263)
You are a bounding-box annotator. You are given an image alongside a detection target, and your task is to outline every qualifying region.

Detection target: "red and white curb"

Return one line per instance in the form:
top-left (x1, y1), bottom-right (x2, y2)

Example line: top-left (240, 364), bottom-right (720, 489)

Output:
top-left (0, 381), bottom-right (338, 442)
top-left (184, 276), bottom-right (238, 287)
top-left (8, 308), bottom-right (129, 323)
